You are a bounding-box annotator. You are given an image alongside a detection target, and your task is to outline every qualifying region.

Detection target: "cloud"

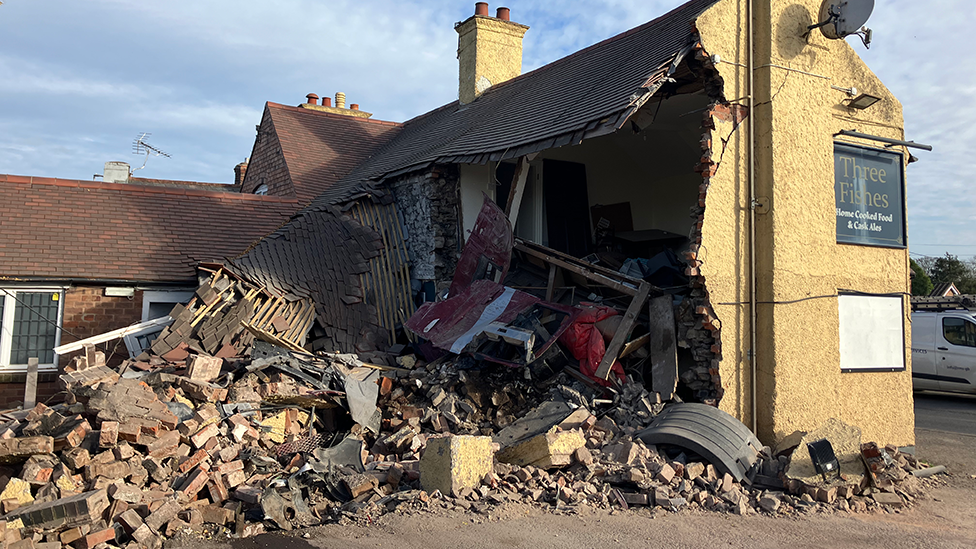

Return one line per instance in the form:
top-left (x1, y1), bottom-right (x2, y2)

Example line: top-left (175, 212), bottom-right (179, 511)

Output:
top-left (0, 0), bottom-right (972, 256)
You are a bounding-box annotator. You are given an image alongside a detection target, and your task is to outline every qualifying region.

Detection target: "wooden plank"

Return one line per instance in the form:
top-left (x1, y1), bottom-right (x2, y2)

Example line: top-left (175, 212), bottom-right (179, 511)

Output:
top-left (595, 282), bottom-right (651, 379)
top-left (545, 263), bottom-right (558, 302)
top-left (515, 239), bottom-right (644, 288)
top-left (648, 294), bottom-right (678, 399)
top-left (514, 242), bottom-right (639, 297)
top-left (54, 316), bottom-right (174, 354)
top-left (505, 156), bottom-right (532, 227)
top-left (24, 358), bottom-right (38, 409)
top-left (619, 333), bottom-right (650, 359)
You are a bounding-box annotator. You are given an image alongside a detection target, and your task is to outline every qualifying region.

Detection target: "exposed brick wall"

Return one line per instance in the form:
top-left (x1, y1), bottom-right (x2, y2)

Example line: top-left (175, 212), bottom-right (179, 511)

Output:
top-left (60, 286), bottom-right (145, 364)
top-left (241, 106), bottom-right (295, 197)
top-left (0, 374), bottom-right (59, 409)
top-left (390, 165), bottom-right (461, 296)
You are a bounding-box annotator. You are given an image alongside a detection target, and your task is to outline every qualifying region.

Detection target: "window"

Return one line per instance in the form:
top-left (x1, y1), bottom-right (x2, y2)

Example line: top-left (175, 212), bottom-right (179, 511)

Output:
top-left (943, 317), bottom-right (976, 348)
top-left (141, 290), bottom-right (194, 322)
top-left (121, 290), bottom-right (193, 357)
top-left (0, 288), bottom-right (64, 371)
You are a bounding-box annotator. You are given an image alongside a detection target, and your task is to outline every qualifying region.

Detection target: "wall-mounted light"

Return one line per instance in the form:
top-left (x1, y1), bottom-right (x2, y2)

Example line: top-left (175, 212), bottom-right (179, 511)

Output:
top-left (104, 287), bottom-right (135, 298)
top-left (847, 93), bottom-right (881, 110)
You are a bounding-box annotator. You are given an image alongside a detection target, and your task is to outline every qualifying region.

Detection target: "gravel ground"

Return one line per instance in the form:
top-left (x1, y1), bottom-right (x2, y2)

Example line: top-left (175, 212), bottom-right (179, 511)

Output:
top-left (169, 424), bottom-right (976, 549)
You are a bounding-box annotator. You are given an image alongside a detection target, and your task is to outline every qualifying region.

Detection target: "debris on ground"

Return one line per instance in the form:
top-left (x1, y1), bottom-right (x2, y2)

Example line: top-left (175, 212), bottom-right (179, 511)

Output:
top-left (0, 201), bottom-right (945, 546)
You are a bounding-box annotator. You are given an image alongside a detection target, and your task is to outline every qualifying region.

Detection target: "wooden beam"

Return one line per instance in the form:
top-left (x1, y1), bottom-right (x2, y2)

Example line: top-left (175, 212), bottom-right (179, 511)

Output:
top-left (24, 358), bottom-right (38, 410)
top-left (647, 294), bottom-right (678, 399)
top-left (53, 316), bottom-right (173, 355)
top-left (505, 155), bottom-right (533, 227)
top-left (514, 242), bottom-right (639, 296)
top-left (545, 263), bottom-right (558, 302)
top-left (595, 282), bottom-right (651, 379)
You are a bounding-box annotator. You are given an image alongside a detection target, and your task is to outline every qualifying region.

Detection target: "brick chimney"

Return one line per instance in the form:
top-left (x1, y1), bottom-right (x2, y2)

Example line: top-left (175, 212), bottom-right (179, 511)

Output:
top-left (234, 160), bottom-right (248, 187)
top-left (299, 91), bottom-right (373, 119)
top-left (456, 3), bottom-right (529, 105)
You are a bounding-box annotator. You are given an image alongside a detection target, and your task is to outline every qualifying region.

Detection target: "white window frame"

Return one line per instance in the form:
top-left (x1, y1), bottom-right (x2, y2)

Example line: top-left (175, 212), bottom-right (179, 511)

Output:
top-left (0, 287), bottom-right (66, 373)
top-left (141, 290), bottom-right (195, 322)
top-left (122, 289), bottom-right (194, 358)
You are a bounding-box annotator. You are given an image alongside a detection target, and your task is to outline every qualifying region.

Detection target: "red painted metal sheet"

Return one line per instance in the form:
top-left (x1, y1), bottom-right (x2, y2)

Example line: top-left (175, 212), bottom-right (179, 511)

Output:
top-left (449, 194), bottom-right (514, 298)
top-left (406, 280), bottom-right (541, 354)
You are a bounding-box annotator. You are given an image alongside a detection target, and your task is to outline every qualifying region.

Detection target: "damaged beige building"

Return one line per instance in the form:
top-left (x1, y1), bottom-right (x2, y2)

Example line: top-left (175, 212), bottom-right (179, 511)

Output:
top-left (230, 0), bottom-right (916, 447)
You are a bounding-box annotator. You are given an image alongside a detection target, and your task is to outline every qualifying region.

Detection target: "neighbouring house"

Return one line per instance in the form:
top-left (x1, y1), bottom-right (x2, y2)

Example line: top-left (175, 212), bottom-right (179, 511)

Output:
top-left (930, 282), bottom-right (961, 297)
top-left (0, 170), bottom-right (302, 406)
top-left (228, 0), bottom-right (919, 446)
top-left (0, 95), bottom-right (406, 407)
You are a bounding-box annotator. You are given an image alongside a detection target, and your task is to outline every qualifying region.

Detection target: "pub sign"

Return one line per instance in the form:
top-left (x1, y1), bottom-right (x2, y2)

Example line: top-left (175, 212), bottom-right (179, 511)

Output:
top-left (834, 142), bottom-right (906, 248)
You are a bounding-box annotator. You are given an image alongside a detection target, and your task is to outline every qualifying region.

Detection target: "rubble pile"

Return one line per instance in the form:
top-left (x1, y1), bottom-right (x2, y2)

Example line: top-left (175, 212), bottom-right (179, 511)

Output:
top-left (0, 341), bottom-right (942, 549)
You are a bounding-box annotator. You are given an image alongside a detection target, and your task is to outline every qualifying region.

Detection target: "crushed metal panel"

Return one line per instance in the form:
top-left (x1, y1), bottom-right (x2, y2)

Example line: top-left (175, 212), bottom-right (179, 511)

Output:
top-left (335, 365), bottom-right (382, 434)
top-left (636, 403), bottom-right (762, 484)
top-left (405, 280), bottom-right (541, 355)
top-left (449, 195), bottom-right (514, 298)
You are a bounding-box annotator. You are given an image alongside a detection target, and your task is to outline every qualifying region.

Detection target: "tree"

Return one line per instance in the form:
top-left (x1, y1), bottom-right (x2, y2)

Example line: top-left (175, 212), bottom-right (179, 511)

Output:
top-left (929, 253), bottom-right (976, 294)
top-left (910, 258), bottom-right (933, 296)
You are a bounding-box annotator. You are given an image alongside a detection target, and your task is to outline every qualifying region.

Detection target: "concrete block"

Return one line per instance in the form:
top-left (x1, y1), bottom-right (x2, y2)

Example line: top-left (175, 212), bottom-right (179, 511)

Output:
top-left (420, 435), bottom-right (493, 496)
top-left (496, 430), bottom-right (585, 469)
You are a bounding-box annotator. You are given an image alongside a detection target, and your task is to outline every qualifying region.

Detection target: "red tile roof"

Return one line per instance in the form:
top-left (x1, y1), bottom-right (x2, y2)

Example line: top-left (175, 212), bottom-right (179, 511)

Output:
top-left (0, 174), bottom-right (300, 283)
top-left (261, 103), bottom-right (401, 204)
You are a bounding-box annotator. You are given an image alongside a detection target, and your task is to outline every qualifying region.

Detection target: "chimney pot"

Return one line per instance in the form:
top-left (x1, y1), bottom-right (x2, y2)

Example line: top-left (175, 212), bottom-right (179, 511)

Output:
top-left (322, 97), bottom-right (332, 107)
top-left (350, 104), bottom-right (360, 111)
top-left (335, 92), bottom-right (346, 109)
top-left (496, 7), bottom-right (510, 20)
top-left (305, 93), bottom-right (319, 105)
top-left (475, 2), bottom-right (489, 16)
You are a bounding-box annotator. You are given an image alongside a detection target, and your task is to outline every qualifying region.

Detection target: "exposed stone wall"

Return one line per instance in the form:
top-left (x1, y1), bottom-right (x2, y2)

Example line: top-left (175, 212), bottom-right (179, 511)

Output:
top-left (390, 165), bottom-right (461, 295)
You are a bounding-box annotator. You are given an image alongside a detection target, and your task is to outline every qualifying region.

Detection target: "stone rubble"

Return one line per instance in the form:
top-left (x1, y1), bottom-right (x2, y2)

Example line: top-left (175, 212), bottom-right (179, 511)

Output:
top-left (0, 342), bottom-right (943, 549)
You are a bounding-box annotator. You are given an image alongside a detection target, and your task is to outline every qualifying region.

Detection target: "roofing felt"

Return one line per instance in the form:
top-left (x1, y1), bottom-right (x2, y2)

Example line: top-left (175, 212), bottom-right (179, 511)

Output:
top-left (307, 0), bottom-right (718, 208)
top-left (263, 103), bottom-right (402, 204)
top-left (0, 174), bottom-right (299, 283)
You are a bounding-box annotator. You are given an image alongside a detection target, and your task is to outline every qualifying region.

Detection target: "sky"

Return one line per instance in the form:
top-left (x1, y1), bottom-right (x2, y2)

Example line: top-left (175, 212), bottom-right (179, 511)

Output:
top-left (0, 0), bottom-right (973, 259)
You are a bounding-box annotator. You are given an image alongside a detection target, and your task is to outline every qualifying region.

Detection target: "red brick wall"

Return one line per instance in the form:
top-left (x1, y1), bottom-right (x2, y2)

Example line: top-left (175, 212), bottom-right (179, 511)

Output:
top-left (241, 106), bottom-right (295, 197)
top-left (0, 285), bottom-right (144, 409)
top-left (0, 375), bottom-right (59, 409)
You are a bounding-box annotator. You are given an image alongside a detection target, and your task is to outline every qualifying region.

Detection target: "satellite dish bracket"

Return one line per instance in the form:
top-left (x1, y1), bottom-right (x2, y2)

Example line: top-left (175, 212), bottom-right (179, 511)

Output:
top-left (806, 4), bottom-right (842, 34)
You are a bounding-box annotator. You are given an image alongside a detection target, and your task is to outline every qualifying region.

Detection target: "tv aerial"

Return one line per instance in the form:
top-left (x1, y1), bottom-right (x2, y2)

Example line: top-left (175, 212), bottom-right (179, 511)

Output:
top-left (131, 132), bottom-right (171, 172)
top-left (807, 0), bottom-right (874, 48)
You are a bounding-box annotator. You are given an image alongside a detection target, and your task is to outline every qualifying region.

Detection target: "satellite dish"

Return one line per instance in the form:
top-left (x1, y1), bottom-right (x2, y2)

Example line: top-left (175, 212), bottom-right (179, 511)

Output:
top-left (809, 0), bottom-right (874, 47)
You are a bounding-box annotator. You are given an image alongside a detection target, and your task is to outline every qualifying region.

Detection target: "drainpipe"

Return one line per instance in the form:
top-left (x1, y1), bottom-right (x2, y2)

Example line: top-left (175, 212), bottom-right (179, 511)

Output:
top-left (747, 0), bottom-right (758, 434)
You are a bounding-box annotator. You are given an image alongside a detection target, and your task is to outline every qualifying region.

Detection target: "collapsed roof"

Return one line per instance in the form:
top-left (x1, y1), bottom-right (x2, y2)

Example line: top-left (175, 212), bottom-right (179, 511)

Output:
top-left (226, 0), bottom-right (720, 356)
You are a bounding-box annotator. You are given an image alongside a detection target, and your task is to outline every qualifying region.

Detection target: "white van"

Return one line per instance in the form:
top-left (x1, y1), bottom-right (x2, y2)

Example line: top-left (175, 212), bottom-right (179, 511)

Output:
top-left (911, 309), bottom-right (976, 393)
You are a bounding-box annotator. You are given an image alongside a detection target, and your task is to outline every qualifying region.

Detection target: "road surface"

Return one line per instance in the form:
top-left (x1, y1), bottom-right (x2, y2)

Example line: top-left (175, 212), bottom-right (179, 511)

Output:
top-left (914, 391), bottom-right (976, 436)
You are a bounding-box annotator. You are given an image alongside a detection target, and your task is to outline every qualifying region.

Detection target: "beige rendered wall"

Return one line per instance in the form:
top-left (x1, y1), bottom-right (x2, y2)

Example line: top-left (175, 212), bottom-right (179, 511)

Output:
top-left (695, 0), bottom-right (914, 446)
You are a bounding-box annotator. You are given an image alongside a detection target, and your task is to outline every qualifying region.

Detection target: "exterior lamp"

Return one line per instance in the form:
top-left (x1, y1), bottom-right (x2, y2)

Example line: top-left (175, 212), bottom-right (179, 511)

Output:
top-left (847, 93), bottom-right (881, 110)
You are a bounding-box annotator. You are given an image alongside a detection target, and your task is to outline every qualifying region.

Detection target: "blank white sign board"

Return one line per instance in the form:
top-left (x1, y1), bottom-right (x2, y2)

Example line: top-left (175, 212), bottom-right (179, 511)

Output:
top-left (838, 295), bottom-right (905, 372)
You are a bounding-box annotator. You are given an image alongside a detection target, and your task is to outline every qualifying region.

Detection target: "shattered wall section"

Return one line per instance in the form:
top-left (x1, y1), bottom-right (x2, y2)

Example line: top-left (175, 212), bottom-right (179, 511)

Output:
top-left (670, 50), bottom-right (730, 406)
top-left (390, 165), bottom-right (461, 296)
top-left (676, 89), bottom-right (741, 405)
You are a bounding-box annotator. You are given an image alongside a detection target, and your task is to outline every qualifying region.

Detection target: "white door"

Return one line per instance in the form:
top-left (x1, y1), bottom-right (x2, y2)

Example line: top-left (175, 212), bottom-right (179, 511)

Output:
top-left (936, 315), bottom-right (976, 393)
top-left (910, 313), bottom-right (939, 390)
